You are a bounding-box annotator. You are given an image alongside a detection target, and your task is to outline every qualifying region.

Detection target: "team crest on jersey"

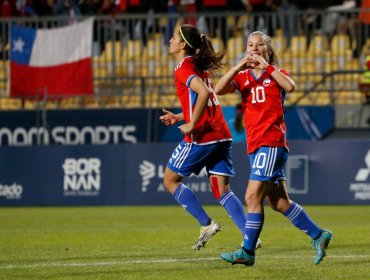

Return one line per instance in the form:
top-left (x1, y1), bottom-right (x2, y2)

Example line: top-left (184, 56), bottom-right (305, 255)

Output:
top-left (263, 78), bottom-right (271, 87)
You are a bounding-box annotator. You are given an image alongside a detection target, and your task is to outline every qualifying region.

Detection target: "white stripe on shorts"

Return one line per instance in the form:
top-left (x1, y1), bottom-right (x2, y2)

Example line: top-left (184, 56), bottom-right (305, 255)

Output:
top-left (173, 143), bottom-right (188, 168)
top-left (265, 147), bottom-right (277, 177)
top-left (264, 147), bottom-right (272, 176)
top-left (174, 143), bottom-right (192, 169)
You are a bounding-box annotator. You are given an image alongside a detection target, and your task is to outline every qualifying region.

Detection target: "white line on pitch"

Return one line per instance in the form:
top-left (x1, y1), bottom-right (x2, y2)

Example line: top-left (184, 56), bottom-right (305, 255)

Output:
top-left (1, 255), bottom-right (369, 270)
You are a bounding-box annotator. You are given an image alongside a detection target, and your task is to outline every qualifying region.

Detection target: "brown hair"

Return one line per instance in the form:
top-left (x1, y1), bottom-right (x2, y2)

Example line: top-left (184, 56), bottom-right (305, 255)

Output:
top-left (179, 24), bottom-right (226, 73)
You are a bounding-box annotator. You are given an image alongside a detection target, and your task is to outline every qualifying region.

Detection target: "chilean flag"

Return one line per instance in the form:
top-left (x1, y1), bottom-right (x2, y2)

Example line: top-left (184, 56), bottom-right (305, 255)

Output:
top-left (10, 18), bottom-right (93, 98)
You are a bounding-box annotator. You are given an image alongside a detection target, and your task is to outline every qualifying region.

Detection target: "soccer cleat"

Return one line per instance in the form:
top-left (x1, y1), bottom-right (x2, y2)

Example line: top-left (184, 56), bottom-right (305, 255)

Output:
top-left (255, 238), bottom-right (262, 250)
top-left (220, 247), bottom-right (255, 266)
top-left (192, 220), bottom-right (221, 250)
top-left (311, 229), bottom-right (333, 265)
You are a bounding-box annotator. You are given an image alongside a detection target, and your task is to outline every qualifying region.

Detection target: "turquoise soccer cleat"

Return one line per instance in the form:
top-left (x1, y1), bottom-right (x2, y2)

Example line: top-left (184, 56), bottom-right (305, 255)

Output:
top-left (220, 247), bottom-right (255, 266)
top-left (311, 229), bottom-right (334, 265)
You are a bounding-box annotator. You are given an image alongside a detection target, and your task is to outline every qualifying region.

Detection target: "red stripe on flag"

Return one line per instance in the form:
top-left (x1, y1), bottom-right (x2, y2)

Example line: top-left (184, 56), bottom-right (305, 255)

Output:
top-left (10, 58), bottom-right (93, 98)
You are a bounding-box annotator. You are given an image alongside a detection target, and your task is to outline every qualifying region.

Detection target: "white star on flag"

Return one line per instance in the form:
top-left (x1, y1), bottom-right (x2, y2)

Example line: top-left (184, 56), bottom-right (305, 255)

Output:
top-left (13, 38), bottom-right (25, 53)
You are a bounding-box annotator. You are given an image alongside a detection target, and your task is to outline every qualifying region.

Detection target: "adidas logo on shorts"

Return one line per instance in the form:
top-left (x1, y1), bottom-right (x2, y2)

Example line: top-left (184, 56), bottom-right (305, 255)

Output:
top-left (253, 170), bottom-right (261, 176)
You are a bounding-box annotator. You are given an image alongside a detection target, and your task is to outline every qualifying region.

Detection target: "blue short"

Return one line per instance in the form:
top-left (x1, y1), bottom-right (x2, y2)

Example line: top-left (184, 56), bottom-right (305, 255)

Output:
top-left (167, 140), bottom-right (235, 177)
top-left (249, 146), bottom-right (288, 183)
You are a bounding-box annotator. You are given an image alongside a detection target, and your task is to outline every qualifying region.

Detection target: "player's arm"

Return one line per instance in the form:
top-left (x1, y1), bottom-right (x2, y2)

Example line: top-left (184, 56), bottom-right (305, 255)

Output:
top-left (159, 109), bottom-right (184, 126)
top-left (266, 65), bottom-right (295, 92)
top-left (215, 56), bottom-right (251, 95)
top-left (178, 76), bottom-right (211, 135)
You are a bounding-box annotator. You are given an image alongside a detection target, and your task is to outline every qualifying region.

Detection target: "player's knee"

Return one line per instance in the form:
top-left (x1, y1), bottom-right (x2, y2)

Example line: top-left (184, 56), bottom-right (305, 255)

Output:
top-left (245, 192), bottom-right (261, 209)
top-left (210, 176), bottom-right (230, 200)
top-left (245, 192), bottom-right (258, 202)
top-left (271, 200), bottom-right (291, 213)
top-left (163, 177), bottom-right (178, 195)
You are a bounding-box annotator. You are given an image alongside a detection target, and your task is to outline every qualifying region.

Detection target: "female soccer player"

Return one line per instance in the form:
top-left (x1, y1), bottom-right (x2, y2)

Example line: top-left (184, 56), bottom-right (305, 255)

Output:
top-left (216, 31), bottom-right (333, 265)
top-left (160, 24), bottom-right (261, 250)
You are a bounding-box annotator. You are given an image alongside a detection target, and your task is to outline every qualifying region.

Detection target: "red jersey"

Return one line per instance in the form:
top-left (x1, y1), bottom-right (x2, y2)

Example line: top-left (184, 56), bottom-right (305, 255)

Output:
top-left (174, 56), bottom-right (232, 145)
top-left (232, 68), bottom-right (289, 153)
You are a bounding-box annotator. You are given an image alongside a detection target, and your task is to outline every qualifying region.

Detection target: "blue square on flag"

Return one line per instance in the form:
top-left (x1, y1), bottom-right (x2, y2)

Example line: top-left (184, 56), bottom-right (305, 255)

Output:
top-left (10, 25), bottom-right (36, 65)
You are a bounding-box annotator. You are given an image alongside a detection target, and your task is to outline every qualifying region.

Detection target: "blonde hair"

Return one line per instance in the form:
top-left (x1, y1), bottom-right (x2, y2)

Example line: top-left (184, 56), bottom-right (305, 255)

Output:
top-left (248, 31), bottom-right (280, 67)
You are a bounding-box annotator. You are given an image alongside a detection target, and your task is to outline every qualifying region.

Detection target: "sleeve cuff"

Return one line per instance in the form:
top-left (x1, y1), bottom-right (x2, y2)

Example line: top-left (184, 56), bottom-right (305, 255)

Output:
top-left (266, 65), bottom-right (276, 75)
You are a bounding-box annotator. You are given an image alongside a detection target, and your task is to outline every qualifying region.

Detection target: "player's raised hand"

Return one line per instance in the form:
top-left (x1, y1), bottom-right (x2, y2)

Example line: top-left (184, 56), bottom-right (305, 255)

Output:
top-left (159, 108), bottom-right (178, 126)
top-left (235, 55), bottom-right (254, 71)
top-left (251, 53), bottom-right (268, 70)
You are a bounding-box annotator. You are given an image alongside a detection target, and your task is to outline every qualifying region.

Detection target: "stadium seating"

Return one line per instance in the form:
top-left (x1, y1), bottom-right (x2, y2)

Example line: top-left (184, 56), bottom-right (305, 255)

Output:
top-left (226, 35), bottom-right (244, 65)
top-left (308, 35), bottom-right (329, 55)
top-left (210, 36), bottom-right (224, 53)
top-left (289, 35), bottom-right (307, 57)
top-left (271, 35), bottom-right (287, 56)
top-left (0, 11), bottom-right (367, 109)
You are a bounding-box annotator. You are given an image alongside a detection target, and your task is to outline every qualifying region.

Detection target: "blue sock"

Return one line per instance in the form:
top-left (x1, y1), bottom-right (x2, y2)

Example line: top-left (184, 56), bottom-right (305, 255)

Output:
top-left (218, 190), bottom-right (246, 236)
top-left (173, 183), bottom-right (210, 226)
top-left (243, 213), bottom-right (264, 252)
top-left (284, 202), bottom-right (322, 239)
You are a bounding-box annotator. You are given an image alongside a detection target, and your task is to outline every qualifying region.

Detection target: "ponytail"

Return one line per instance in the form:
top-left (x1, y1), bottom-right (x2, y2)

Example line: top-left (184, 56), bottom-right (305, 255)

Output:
top-left (179, 24), bottom-right (226, 73)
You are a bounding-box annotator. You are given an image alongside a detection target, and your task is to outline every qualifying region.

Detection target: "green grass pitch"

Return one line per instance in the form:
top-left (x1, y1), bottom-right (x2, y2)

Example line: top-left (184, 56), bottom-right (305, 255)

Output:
top-left (0, 205), bottom-right (369, 279)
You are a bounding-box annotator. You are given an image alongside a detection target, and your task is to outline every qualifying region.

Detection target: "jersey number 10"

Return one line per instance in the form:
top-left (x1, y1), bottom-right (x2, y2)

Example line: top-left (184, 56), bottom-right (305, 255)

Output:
top-left (251, 86), bottom-right (266, 104)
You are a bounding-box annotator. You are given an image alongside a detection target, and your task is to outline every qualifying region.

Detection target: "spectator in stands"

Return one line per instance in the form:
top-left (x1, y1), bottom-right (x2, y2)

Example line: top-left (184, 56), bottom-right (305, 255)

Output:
top-left (170, 0), bottom-right (197, 25)
top-left (242, 0), bottom-right (276, 36)
top-left (0, 0), bottom-right (18, 16)
top-left (227, 0), bottom-right (252, 38)
top-left (33, 0), bottom-right (53, 16)
top-left (165, 0), bottom-right (197, 45)
top-left (301, 0), bottom-right (344, 44)
top-left (99, 0), bottom-right (124, 16)
top-left (51, 0), bottom-right (81, 17)
top-left (79, 0), bottom-right (104, 56)
top-left (276, 0), bottom-right (302, 47)
top-left (228, 0), bottom-right (248, 11)
top-left (16, 0), bottom-right (37, 16)
top-left (147, 0), bottom-right (166, 34)
top-left (97, 0), bottom-right (151, 48)
top-left (308, 0), bottom-right (365, 57)
top-left (201, 0), bottom-right (228, 44)
top-left (80, 0), bottom-right (103, 15)
top-left (126, 0), bottom-right (151, 45)
top-left (51, 0), bottom-right (81, 25)
top-left (160, 24), bottom-right (261, 251)
top-left (320, 0), bottom-right (356, 40)
top-left (357, 0), bottom-right (370, 57)
top-left (216, 30), bottom-right (333, 266)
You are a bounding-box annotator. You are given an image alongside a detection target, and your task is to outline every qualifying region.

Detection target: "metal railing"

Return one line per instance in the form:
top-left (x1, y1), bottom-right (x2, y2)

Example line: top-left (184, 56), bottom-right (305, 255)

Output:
top-left (0, 8), bottom-right (369, 110)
